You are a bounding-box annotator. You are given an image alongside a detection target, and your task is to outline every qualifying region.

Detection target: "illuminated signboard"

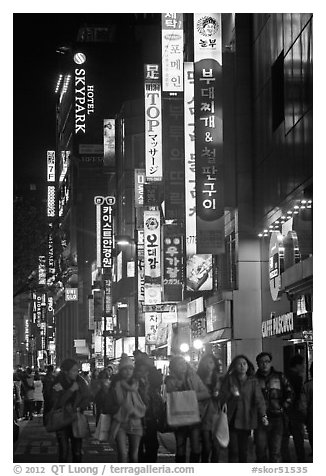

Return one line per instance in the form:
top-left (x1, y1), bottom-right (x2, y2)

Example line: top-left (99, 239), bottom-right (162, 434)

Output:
top-left (74, 57), bottom-right (95, 135)
top-left (24, 318), bottom-right (29, 351)
top-left (135, 169), bottom-right (145, 207)
top-left (161, 13), bottom-right (184, 92)
top-left (144, 64), bottom-right (163, 181)
top-left (103, 119), bottom-right (115, 167)
top-left (262, 312), bottom-right (294, 337)
top-left (144, 210), bottom-right (161, 279)
top-left (47, 232), bottom-right (55, 286)
top-left (269, 231), bottom-right (284, 301)
top-left (103, 277), bottom-right (112, 317)
top-left (47, 150), bottom-right (55, 182)
top-left (65, 288), bottom-right (78, 301)
top-left (59, 151), bottom-right (70, 183)
top-left (162, 224), bottom-right (183, 302)
top-left (194, 13), bottom-right (224, 254)
top-left (137, 230), bottom-right (145, 303)
top-left (94, 196), bottom-right (115, 271)
top-left (184, 62), bottom-right (197, 256)
top-left (47, 186), bottom-right (55, 217)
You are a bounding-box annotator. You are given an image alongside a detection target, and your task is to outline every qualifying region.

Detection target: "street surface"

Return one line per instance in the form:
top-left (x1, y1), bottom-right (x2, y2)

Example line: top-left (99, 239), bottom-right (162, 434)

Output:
top-left (13, 411), bottom-right (312, 464)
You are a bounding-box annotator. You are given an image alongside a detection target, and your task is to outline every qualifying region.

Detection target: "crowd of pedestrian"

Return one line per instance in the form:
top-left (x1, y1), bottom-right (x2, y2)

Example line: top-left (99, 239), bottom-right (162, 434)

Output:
top-left (13, 351), bottom-right (313, 464)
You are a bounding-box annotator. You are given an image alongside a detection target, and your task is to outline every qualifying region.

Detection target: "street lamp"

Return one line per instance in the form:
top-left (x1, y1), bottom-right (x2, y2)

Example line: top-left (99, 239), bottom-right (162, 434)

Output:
top-left (116, 235), bottom-right (139, 350)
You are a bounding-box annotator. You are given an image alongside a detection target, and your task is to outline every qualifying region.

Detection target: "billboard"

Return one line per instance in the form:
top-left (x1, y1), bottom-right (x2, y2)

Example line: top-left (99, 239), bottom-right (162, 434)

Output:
top-left (161, 13), bottom-right (184, 92)
top-left (194, 13), bottom-right (224, 254)
top-left (144, 64), bottom-right (163, 181)
top-left (186, 254), bottom-right (213, 291)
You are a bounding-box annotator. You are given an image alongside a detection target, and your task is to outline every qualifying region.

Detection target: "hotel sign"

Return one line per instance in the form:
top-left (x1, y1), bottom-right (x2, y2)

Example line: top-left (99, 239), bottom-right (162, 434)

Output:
top-left (75, 66), bottom-right (95, 134)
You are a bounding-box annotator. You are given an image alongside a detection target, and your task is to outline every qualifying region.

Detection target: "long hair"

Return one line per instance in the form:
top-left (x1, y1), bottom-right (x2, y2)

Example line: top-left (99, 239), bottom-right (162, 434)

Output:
top-left (226, 354), bottom-right (255, 378)
top-left (197, 353), bottom-right (220, 388)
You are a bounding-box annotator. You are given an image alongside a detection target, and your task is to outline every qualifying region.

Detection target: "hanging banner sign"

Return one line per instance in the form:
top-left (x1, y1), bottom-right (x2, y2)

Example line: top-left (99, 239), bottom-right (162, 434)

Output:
top-left (103, 119), bottom-right (115, 167)
top-left (145, 312), bottom-right (159, 344)
top-left (184, 62), bottom-right (197, 256)
top-left (194, 13), bottom-right (224, 254)
top-left (144, 210), bottom-right (161, 279)
top-left (161, 13), bottom-right (184, 92)
top-left (137, 230), bottom-right (145, 303)
top-left (162, 225), bottom-right (183, 302)
top-left (144, 64), bottom-right (163, 181)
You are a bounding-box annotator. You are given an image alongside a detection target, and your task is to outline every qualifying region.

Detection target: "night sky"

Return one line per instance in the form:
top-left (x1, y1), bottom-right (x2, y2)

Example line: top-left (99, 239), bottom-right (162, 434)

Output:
top-left (13, 12), bottom-right (146, 189)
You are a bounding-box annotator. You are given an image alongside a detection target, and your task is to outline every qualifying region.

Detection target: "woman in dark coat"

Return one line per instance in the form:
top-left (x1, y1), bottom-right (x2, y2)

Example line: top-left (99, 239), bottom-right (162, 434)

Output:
top-left (219, 354), bottom-right (268, 462)
top-left (48, 358), bottom-right (90, 463)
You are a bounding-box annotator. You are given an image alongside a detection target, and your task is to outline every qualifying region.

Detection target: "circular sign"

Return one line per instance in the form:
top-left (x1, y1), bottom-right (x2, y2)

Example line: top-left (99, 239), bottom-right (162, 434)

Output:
top-left (73, 52), bottom-right (86, 64)
top-left (269, 231), bottom-right (284, 301)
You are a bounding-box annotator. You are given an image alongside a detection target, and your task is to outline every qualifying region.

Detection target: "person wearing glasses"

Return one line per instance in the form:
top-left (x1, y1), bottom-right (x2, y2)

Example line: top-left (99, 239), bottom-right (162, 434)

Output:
top-left (254, 352), bottom-right (293, 463)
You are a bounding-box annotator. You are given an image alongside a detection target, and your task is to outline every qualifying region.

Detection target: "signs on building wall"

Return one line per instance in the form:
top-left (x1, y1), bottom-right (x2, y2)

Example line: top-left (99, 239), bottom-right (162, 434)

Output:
top-left (184, 62), bottom-right (197, 256)
top-left (103, 119), bottom-right (115, 167)
top-left (38, 256), bottom-right (46, 285)
top-left (194, 13), bottom-right (224, 254)
top-left (144, 64), bottom-right (163, 181)
top-left (137, 230), bottom-right (145, 303)
top-left (103, 277), bottom-right (112, 317)
top-left (187, 296), bottom-right (204, 317)
top-left (162, 224), bottom-right (183, 302)
top-left (74, 63), bottom-right (95, 135)
top-left (186, 254), bottom-right (213, 291)
top-left (163, 95), bottom-right (185, 221)
top-left (47, 150), bottom-right (55, 182)
top-left (161, 13), bottom-right (184, 92)
top-left (269, 231), bottom-right (284, 301)
top-left (47, 231), bottom-right (55, 286)
top-left (206, 300), bottom-right (230, 333)
top-left (135, 169), bottom-right (145, 207)
top-left (262, 312), bottom-right (294, 338)
top-left (144, 210), bottom-right (161, 280)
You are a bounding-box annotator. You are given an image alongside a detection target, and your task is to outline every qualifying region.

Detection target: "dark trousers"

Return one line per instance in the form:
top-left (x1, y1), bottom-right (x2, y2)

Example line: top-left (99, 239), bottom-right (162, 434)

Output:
top-left (201, 430), bottom-right (220, 462)
top-left (23, 399), bottom-right (34, 418)
top-left (228, 426), bottom-right (251, 463)
top-left (56, 425), bottom-right (82, 463)
top-left (174, 425), bottom-right (201, 462)
top-left (281, 413), bottom-right (305, 463)
top-left (138, 424), bottom-right (159, 463)
top-left (35, 401), bottom-right (43, 414)
top-left (255, 417), bottom-right (283, 463)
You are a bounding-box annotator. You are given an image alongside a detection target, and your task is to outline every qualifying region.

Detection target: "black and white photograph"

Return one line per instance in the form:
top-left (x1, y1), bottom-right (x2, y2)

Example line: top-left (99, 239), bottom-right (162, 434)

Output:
top-left (10, 3), bottom-right (317, 472)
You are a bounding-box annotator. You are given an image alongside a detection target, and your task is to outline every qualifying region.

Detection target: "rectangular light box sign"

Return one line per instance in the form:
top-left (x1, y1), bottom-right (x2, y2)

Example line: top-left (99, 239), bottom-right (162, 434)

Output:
top-left (161, 13), bottom-right (184, 92)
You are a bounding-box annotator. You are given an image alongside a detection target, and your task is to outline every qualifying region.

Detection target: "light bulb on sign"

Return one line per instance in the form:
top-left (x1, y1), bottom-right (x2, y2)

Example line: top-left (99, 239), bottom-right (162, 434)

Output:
top-left (180, 343), bottom-right (189, 353)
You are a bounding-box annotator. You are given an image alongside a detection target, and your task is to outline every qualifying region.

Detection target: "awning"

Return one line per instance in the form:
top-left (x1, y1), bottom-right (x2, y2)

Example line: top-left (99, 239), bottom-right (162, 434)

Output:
top-left (202, 328), bottom-right (231, 344)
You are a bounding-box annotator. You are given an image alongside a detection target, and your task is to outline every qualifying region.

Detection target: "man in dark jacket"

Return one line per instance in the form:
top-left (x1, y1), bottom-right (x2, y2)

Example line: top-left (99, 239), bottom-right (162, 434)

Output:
top-left (254, 352), bottom-right (293, 463)
top-left (282, 354), bottom-right (307, 463)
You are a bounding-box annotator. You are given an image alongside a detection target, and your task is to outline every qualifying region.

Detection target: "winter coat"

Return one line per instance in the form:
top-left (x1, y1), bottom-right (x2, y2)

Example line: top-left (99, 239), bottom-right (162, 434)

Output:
top-left (112, 379), bottom-right (145, 436)
top-left (22, 375), bottom-right (35, 400)
top-left (165, 368), bottom-right (210, 402)
top-left (198, 372), bottom-right (224, 431)
top-left (255, 367), bottom-right (293, 417)
top-left (49, 372), bottom-right (90, 413)
top-left (286, 370), bottom-right (307, 420)
top-left (219, 375), bottom-right (266, 430)
top-left (33, 380), bottom-right (44, 402)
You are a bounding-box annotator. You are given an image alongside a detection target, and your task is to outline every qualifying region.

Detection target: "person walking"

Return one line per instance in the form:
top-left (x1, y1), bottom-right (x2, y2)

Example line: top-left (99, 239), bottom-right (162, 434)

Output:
top-left (42, 365), bottom-right (56, 425)
top-left (165, 355), bottom-right (210, 463)
top-left (218, 355), bottom-right (268, 463)
top-left (94, 368), bottom-right (113, 425)
top-left (33, 372), bottom-right (44, 415)
top-left (197, 353), bottom-right (224, 462)
top-left (13, 370), bottom-right (23, 420)
top-left (48, 358), bottom-right (90, 463)
top-left (282, 354), bottom-right (307, 462)
top-left (304, 362), bottom-right (313, 456)
top-left (134, 352), bottom-right (164, 463)
top-left (254, 352), bottom-right (293, 463)
top-left (21, 367), bottom-right (35, 420)
top-left (110, 354), bottom-right (146, 463)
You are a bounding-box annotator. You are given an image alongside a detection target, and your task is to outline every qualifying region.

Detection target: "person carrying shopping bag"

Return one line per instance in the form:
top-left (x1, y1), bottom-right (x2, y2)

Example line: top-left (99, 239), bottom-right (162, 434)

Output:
top-left (197, 353), bottom-right (225, 462)
top-left (165, 355), bottom-right (210, 463)
top-left (218, 354), bottom-right (268, 463)
top-left (47, 358), bottom-right (90, 463)
top-left (110, 354), bottom-right (146, 463)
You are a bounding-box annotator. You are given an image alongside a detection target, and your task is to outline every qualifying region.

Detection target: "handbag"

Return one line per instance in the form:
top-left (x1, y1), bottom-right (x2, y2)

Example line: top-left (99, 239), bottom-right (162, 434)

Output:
top-left (130, 391), bottom-right (147, 418)
top-left (72, 410), bottom-right (90, 439)
top-left (166, 390), bottom-right (201, 427)
top-left (213, 403), bottom-right (229, 448)
top-left (45, 404), bottom-right (76, 432)
top-left (94, 413), bottom-right (112, 442)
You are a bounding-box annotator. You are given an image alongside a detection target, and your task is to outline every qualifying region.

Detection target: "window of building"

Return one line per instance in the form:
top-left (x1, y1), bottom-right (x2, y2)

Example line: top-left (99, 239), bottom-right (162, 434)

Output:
top-left (272, 51), bottom-right (285, 131)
